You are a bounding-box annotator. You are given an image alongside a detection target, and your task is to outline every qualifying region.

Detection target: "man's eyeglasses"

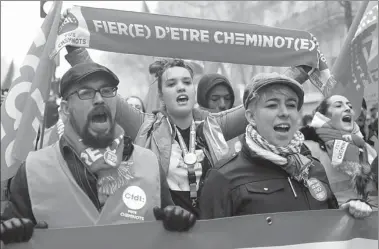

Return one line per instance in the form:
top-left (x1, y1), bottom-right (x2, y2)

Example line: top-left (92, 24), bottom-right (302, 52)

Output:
top-left (68, 87), bottom-right (118, 100)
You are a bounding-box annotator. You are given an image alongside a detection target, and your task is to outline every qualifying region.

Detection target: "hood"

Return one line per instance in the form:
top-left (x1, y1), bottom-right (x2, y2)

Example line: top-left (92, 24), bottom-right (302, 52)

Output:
top-left (196, 73), bottom-right (235, 109)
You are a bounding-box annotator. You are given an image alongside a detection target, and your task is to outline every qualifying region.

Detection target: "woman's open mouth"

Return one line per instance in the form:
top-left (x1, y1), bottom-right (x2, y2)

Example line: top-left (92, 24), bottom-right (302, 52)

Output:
top-left (177, 94), bottom-right (189, 105)
top-left (341, 115), bottom-right (352, 124)
top-left (273, 123), bottom-right (290, 133)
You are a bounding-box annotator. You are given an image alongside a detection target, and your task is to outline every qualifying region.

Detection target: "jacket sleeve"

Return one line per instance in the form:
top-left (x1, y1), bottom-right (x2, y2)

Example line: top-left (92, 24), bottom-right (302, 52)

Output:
top-left (1, 162), bottom-right (36, 224)
top-left (196, 105), bottom-right (248, 141)
top-left (159, 163), bottom-right (174, 208)
top-left (115, 96), bottom-right (153, 141)
top-left (200, 169), bottom-right (233, 219)
top-left (64, 47), bottom-right (94, 66)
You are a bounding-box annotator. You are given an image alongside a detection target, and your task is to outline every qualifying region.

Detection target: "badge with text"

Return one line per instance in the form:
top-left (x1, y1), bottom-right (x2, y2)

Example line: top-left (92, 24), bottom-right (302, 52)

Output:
top-left (104, 150), bottom-right (117, 167)
top-left (120, 186), bottom-right (147, 221)
top-left (307, 178), bottom-right (328, 202)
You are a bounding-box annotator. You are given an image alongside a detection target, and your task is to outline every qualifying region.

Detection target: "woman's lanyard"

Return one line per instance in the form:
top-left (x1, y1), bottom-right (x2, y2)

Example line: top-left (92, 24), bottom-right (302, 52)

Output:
top-left (175, 121), bottom-right (198, 207)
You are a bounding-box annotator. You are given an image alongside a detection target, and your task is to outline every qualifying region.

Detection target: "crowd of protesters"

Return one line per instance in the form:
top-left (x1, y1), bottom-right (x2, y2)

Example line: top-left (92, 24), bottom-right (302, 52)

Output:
top-left (1, 15), bottom-right (378, 247)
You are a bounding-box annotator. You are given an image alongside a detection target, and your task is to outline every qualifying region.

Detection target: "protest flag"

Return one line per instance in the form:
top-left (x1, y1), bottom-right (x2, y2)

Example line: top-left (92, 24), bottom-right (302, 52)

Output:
top-left (142, 0), bottom-right (150, 13)
top-left (331, 1), bottom-right (378, 114)
top-left (0, 1), bottom-right (62, 181)
top-left (1, 61), bottom-right (15, 90)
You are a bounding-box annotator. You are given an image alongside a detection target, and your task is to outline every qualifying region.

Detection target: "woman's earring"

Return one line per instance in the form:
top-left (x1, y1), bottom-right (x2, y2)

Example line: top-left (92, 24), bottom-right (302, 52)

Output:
top-left (250, 120), bottom-right (256, 127)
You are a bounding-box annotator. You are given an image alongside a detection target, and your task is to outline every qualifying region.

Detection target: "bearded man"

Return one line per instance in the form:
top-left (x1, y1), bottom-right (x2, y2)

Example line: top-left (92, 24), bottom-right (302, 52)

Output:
top-left (1, 63), bottom-right (195, 245)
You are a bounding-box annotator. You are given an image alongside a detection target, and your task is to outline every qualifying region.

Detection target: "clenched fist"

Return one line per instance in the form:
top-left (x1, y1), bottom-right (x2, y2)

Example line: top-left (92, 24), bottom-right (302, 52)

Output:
top-left (153, 206), bottom-right (196, 232)
top-left (0, 218), bottom-right (48, 245)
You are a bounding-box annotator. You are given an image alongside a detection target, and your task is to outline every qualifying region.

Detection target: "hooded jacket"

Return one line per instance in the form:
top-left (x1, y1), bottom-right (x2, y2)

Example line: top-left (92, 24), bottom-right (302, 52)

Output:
top-left (197, 74), bottom-right (235, 109)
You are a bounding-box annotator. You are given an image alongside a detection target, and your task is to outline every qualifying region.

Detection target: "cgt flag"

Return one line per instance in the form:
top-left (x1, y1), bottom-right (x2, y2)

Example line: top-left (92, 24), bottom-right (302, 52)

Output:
top-left (0, 1), bottom-right (62, 181)
top-left (332, 2), bottom-right (378, 113)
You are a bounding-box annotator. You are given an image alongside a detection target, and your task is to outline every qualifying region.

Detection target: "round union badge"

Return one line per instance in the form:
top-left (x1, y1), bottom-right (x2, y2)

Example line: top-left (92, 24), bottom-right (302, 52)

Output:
top-left (307, 178), bottom-right (328, 202)
top-left (184, 153), bottom-right (197, 165)
top-left (104, 150), bottom-right (117, 167)
top-left (123, 186), bottom-right (147, 210)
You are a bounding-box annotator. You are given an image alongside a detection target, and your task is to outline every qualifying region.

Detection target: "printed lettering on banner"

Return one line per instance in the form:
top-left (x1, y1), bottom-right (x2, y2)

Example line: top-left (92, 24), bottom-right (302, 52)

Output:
top-left (331, 140), bottom-right (349, 166)
top-left (51, 6), bottom-right (90, 58)
top-left (121, 186), bottom-right (147, 221)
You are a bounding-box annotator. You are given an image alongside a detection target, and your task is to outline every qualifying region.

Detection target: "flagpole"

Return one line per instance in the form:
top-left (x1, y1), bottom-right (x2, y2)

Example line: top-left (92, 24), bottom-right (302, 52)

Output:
top-left (332, 0), bottom-right (369, 75)
top-left (38, 1), bottom-right (61, 150)
top-left (38, 66), bottom-right (56, 150)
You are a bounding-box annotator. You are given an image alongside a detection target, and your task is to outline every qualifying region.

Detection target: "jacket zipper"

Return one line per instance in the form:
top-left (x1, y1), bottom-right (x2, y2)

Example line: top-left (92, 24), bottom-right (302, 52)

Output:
top-left (287, 177), bottom-right (298, 198)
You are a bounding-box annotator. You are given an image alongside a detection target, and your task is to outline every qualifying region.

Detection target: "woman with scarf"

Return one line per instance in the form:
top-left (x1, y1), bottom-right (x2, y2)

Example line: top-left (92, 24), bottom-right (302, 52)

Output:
top-left (200, 73), bottom-right (372, 219)
top-left (300, 95), bottom-right (378, 209)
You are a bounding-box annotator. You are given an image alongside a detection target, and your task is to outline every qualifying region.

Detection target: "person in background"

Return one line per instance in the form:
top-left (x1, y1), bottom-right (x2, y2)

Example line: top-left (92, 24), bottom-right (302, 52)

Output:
top-left (196, 73), bottom-right (234, 113)
top-left (44, 97), bottom-right (60, 129)
top-left (0, 62), bottom-right (196, 245)
top-left (196, 73), bottom-right (241, 154)
top-left (370, 105), bottom-right (378, 121)
top-left (301, 95), bottom-right (378, 209)
top-left (302, 114), bottom-right (313, 127)
top-left (126, 96), bottom-right (145, 112)
top-left (200, 72), bottom-right (372, 219)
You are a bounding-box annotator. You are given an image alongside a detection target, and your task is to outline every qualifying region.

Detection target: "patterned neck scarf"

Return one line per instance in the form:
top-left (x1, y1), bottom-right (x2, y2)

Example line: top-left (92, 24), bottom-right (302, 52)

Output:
top-left (245, 124), bottom-right (313, 183)
top-left (63, 121), bottom-right (134, 204)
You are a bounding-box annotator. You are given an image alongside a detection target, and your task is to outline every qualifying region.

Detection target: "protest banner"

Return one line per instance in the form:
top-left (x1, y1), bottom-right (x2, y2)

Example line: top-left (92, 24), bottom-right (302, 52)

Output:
top-left (51, 6), bottom-right (320, 68)
top-left (4, 210), bottom-right (377, 249)
top-left (0, 1), bottom-right (62, 181)
top-left (51, 5), bottom-right (352, 113)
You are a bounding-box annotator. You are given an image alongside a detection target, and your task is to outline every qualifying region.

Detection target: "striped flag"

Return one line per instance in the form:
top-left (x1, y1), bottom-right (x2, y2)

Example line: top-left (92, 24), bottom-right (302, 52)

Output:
top-left (332, 2), bottom-right (378, 112)
top-left (1, 61), bottom-right (15, 90)
top-left (0, 1), bottom-right (62, 181)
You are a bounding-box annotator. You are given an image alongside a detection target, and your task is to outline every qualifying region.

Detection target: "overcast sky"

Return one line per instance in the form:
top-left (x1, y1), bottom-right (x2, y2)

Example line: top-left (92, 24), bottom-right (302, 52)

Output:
top-left (1, 1), bottom-right (157, 81)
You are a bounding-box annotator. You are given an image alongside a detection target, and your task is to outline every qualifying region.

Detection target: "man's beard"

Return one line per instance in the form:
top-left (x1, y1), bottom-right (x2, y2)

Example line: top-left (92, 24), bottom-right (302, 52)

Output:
top-left (70, 105), bottom-right (116, 148)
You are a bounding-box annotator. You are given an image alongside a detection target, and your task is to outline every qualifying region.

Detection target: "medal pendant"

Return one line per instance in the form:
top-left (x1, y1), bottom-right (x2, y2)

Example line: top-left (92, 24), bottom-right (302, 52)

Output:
top-left (184, 153), bottom-right (197, 165)
top-left (307, 178), bottom-right (327, 202)
top-left (104, 150), bottom-right (118, 167)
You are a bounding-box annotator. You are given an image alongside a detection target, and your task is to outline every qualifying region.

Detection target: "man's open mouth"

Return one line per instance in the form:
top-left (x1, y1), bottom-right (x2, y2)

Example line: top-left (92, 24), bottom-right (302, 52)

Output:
top-left (274, 123), bottom-right (290, 133)
top-left (88, 107), bottom-right (111, 133)
top-left (92, 112), bottom-right (108, 123)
